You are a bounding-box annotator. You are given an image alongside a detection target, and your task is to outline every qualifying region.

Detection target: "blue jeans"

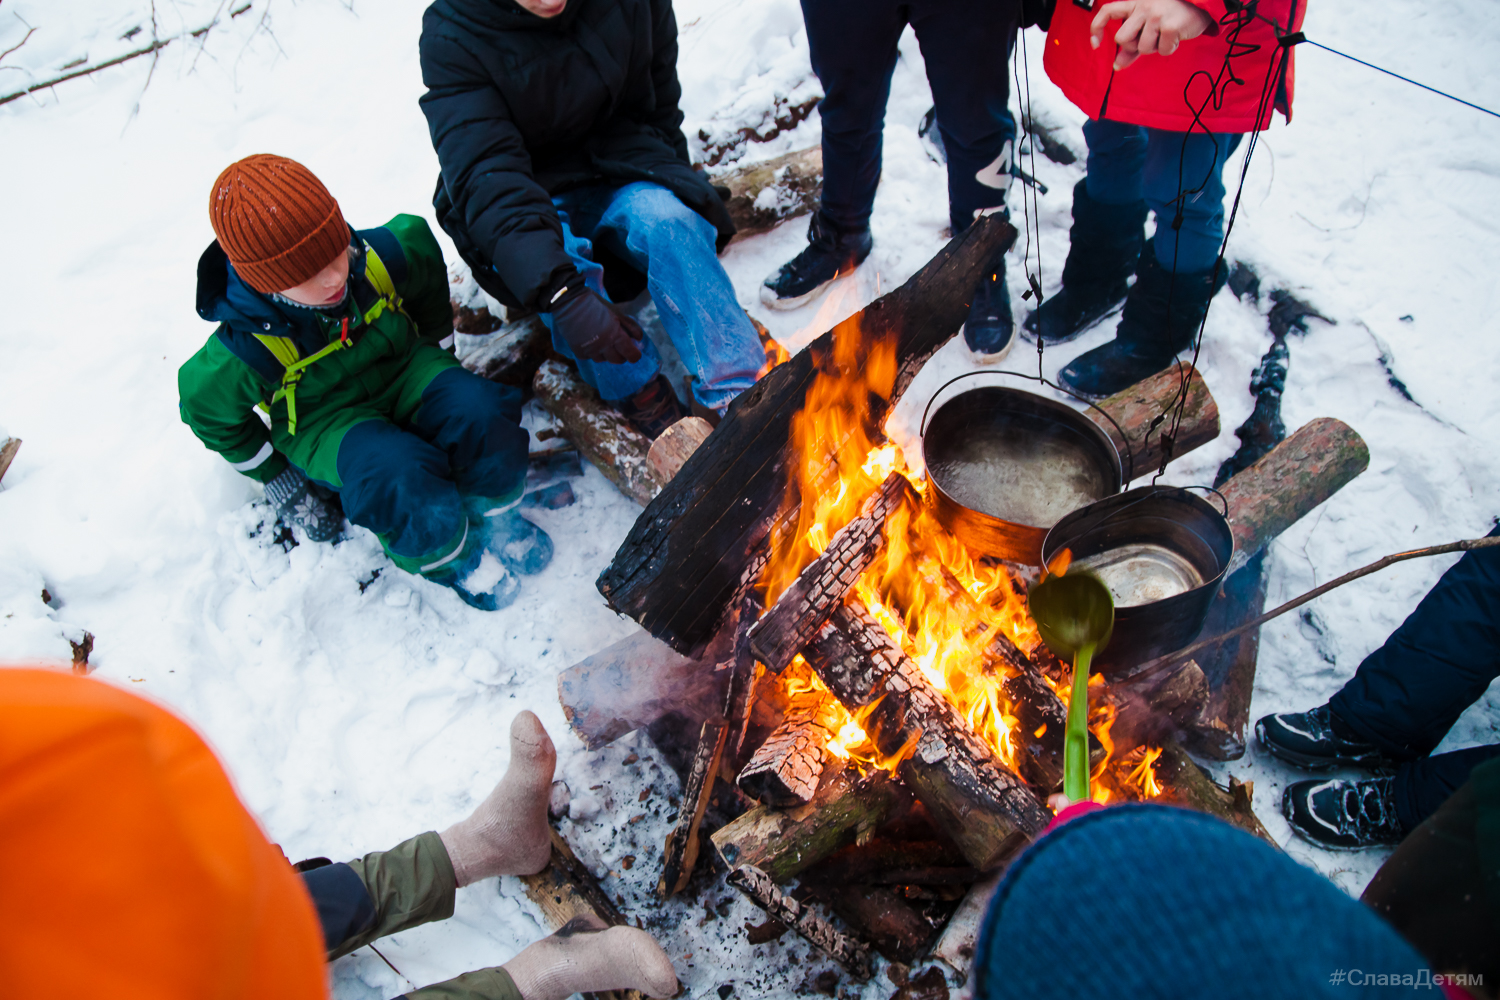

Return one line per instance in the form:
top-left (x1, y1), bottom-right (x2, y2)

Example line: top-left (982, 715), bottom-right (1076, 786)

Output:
top-left (1082, 119), bottom-right (1243, 273)
top-left (543, 182), bottom-right (763, 410)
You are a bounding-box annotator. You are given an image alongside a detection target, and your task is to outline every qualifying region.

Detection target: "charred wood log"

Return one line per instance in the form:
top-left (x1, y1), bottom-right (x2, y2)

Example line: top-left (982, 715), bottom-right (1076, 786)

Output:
top-left (519, 828), bottom-right (645, 1000)
top-left (658, 719), bottom-right (729, 899)
top-left (722, 591), bottom-right (766, 763)
top-left (712, 766), bottom-right (903, 882)
top-left (557, 630), bottom-right (726, 751)
top-left (805, 602), bottom-right (1051, 870)
top-left (1088, 363), bottom-right (1220, 483)
top-left (1153, 743), bottom-right (1276, 845)
top-left (727, 864), bottom-right (874, 980)
top-left (598, 215), bottom-right (1019, 655)
top-left (808, 838), bottom-right (974, 887)
top-left (460, 313), bottom-right (552, 392)
top-left (534, 360), bottom-right (663, 506)
top-left (1107, 657), bottom-right (1211, 752)
top-left (802, 879), bottom-right (945, 964)
top-left (736, 708), bottom-right (830, 807)
top-left (749, 472), bottom-right (915, 673)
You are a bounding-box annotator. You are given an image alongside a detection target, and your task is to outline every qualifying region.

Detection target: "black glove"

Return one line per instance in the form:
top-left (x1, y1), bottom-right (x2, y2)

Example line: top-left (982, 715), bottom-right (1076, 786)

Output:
top-left (263, 466), bottom-right (343, 543)
top-left (550, 286), bottom-right (645, 365)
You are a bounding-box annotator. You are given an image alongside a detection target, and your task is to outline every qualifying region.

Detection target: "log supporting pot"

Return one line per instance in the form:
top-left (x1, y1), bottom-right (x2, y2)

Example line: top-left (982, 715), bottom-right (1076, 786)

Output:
top-left (1041, 485), bottom-right (1233, 675)
top-left (922, 385), bottom-right (1122, 564)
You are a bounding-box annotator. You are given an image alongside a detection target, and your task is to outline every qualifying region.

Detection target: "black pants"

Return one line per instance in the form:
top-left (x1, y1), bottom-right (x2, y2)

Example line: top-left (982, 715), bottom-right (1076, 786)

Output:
top-left (1329, 524), bottom-right (1500, 831)
top-left (802, 0), bottom-right (1021, 235)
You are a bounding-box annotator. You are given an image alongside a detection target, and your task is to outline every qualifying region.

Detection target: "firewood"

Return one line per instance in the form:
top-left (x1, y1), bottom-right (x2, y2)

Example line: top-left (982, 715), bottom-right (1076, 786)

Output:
top-left (1152, 743), bottom-right (1276, 845)
top-left (807, 838), bottom-right (972, 886)
top-left (749, 472), bottom-right (915, 673)
top-left (0, 436), bottom-right (19, 485)
top-left (646, 416), bottom-right (714, 482)
top-left (658, 719), bottom-right (729, 899)
top-left (533, 360), bottom-right (663, 506)
top-left (727, 864), bottom-right (874, 980)
top-left (557, 630), bottom-right (725, 751)
top-left (736, 708), bottom-right (830, 807)
top-left (461, 313), bottom-right (552, 391)
top-left (1088, 363), bottom-right (1220, 483)
top-left (1108, 658), bottom-right (1211, 752)
top-left (805, 603), bottom-right (1051, 870)
top-left (519, 828), bottom-right (645, 1000)
top-left (712, 766), bottom-right (903, 882)
top-left (802, 879), bottom-right (943, 964)
top-left (924, 870), bottom-right (1003, 985)
top-left (722, 591), bottom-right (765, 762)
top-left (717, 146), bottom-right (823, 240)
top-left (598, 215), bottom-right (1019, 655)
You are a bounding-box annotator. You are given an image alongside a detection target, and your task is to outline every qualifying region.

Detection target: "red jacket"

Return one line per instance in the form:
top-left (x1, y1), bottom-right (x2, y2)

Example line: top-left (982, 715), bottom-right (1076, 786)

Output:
top-left (1043, 0), bottom-right (1305, 133)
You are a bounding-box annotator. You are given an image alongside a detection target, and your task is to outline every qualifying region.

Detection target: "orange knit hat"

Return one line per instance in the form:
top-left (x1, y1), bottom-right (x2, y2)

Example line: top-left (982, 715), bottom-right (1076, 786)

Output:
top-left (209, 154), bottom-right (351, 295)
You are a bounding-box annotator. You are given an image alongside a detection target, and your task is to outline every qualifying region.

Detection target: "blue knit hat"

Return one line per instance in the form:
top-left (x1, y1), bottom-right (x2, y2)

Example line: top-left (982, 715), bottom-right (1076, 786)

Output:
top-left (975, 804), bottom-right (1433, 999)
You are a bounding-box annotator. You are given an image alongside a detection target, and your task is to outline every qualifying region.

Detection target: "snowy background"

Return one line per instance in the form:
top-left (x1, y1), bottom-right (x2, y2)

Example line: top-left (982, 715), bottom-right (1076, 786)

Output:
top-left (1, 0), bottom-right (1497, 995)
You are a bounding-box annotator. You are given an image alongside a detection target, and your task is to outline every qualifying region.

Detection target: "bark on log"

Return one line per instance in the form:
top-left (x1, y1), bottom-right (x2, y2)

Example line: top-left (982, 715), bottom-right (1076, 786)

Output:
top-left (597, 215), bottom-right (1019, 655)
top-left (647, 417), bottom-right (714, 483)
top-left (1088, 363), bottom-right (1220, 483)
top-left (557, 630), bottom-right (724, 751)
top-left (722, 591), bottom-right (765, 763)
top-left (1221, 417), bottom-right (1369, 575)
top-left (534, 360), bottom-right (663, 506)
top-left (0, 436), bottom-right (19, 486)
top-left (717, 146), bottom-right (823, 241)
top-left (519, 828), bottom-right (645, 1000)
top-left (749, 472), bottom-right (915, 673)
top-left (712, 766), bottom-right (903, 882)
top-left (803, 880), bottom-right (943, 964)
top-left (924, 868), bottom-right (1003, 985)
top-left (1153, 743), bottom-right (1276, 845)
top-left (658, 720), bottom-right (729, 899)
top-left (728, 864), bottom-right (874, 980)
top-left (461, 313), bottom-right (552, 391)
top-left (736, 709), bottom-right (830, 807)
top-left (806, 603), bottom-right (1051, 870)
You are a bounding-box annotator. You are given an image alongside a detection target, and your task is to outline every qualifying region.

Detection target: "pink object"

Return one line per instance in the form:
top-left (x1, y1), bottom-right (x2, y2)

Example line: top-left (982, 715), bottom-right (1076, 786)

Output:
top-left (1043, 799), bottom-right (1106, 835)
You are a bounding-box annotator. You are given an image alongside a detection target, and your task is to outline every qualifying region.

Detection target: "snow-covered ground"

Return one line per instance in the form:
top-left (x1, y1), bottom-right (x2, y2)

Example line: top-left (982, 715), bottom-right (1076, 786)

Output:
top-left (1, 0), bottom-right (1497, 995)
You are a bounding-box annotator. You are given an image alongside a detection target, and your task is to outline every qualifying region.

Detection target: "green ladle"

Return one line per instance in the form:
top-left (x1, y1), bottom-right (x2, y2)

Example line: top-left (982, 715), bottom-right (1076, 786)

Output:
top-left (1028, 571), bottom-right (1115, 805)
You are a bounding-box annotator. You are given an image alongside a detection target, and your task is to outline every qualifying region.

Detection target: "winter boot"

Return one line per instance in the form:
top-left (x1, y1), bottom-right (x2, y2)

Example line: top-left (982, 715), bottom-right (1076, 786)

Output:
top-left (616, 373), bottom-right (687, 440)
top-left (1283, 776), bottom-right (1404, 850)
top-left (427, 527), bottom-right (522, 612)
top-left (1057, 241), bottom-right (1225, 400)
top-left (479, 509), bottom-right (554, 576)
top-left (963, 246), bottom-right (1016, 362)
top-left (761, 211), bottom-right (873, 311)
top-left (1256, 704), bottom-right (1393, 771)
top-left (1022, 180), bottom-right (1147, 346)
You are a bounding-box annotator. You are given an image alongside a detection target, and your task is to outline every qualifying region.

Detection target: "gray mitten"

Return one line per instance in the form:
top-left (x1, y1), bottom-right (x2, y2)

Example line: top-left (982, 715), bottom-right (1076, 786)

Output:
top-left (263, 466), bottom-right (342, 543)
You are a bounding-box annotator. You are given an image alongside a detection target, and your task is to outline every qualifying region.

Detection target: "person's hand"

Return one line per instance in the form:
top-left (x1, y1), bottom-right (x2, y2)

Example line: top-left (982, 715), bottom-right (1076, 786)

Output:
top-left (1090, 0), bottom-right (1217, 70)
top-left (551, 287), bottom-right (646, 365)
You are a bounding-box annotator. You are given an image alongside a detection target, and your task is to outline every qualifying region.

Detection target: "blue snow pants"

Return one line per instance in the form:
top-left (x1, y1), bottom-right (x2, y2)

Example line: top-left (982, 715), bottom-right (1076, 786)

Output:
top-left (800, 0), bottom-right (1021, 236)
top-left (334, 367), bottom-right (528, 576)
top-left (1329, 523), bottom-right (1500, 832)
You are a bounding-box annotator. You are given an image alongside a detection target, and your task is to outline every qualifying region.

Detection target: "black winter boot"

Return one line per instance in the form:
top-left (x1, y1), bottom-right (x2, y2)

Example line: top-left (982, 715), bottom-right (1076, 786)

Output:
top-left (761, 211), bottom-right (873, 311)
top-left (963, 247), bottom-right (1016, 362)
top-left (1256, 704), bottom-right (1394, 771)
top-left (1283, 776), bottom-right (1404, 850)
top-left (1022, 181), bottom-right (1147, 346)
top-left (1057, 241), bottom-right (1225, 400)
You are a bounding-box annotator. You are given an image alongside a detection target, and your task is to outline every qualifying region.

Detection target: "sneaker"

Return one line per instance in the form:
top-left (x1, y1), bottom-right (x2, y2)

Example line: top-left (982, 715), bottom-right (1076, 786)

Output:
top-left (918, 106), bottom-right (947, 165)
top-left (480, 509), bottom-right (554, 576)
top-left (617, 373), bottom-right (687, 439)
top-left (1255, 704), bottom-right (1392, 771)
top-left (963, 250), bottom-right (1016, 362)
top-left (1283, 776), bottom-right (1403, 850)
top-left (761, 212), bottom-right (873, 311)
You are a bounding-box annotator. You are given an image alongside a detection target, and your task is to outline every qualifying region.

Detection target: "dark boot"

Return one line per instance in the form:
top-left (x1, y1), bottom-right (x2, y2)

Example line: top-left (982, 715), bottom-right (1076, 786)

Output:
top-left (963, 247), bottom-right (1016, 361)
top-left (617, 373), bottom-right (687, 439)
top-left (761, 211), bottom-right (873, 311)
top-left (1283, 776), bottom-right (1404, 850)
top-left (1022, 181), bottom-right (1147, 347)
top-left (1058, 242), bottom-right (1225, 400)
top-left (1256, 704), bottom-right (1394, 771)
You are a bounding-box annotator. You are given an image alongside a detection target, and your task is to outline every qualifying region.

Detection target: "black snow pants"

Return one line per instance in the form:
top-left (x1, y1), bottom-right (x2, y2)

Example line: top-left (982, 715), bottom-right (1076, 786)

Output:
top-left (801, 0), bottom-right (1021, 236)
top-left (1329, 523), bottom-right (1500, 832)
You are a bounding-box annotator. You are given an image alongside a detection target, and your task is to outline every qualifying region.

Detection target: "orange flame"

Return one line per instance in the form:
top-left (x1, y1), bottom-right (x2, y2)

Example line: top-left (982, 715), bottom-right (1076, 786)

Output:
top-left (1130, 746), bottom-right (1164, 798)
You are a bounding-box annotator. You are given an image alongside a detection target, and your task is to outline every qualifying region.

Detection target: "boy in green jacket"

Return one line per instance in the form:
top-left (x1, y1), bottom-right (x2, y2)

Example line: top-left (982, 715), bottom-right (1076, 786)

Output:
top-left (179, 154), bottom-right (547, 610)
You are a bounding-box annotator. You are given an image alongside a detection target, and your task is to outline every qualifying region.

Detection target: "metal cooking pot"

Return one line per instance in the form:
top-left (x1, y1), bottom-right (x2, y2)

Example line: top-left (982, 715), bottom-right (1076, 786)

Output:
top-left (921, 383), bottom-right (1123, 564)
top-left (1041, 485), bottom-right (1234, 675)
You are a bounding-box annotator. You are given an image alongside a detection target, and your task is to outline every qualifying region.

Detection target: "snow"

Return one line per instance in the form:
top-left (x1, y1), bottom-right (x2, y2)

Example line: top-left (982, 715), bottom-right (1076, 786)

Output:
top-left (1, 0), bottom-right (1498, 995)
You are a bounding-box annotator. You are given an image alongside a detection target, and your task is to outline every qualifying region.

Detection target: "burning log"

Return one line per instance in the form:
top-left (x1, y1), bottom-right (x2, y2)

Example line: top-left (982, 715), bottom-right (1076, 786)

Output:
top-left (712, 767), bottom-right (903, 882)
top-left (598, 214), bottom-right (1019, 655)
top-left (557, 630), bottom-right (726, 751)
top-left (519, 828), bottom-right (645, 1000)
top-left (1088, 363), bottom-right (1220, 482)
top-left (1107, 657), bottom-right (1212, 752)
top-left (749, 472), bottom-right (916, 673)
top-left (727, 864), bottom-right (874, 980)
top-left (805, 602), bottom-right (1051, 870)
top-left (736, 708), bottom-right (830, 807)
top-left (533, 360), bottom-right (662, 506)
top-left (1152, 743), bottom-right (1275, 844)
top-left (658, 719), bottom-right (729, 899)
top-left (721, 590), bottom-right (765, 762)
top-left (461, 313), bottom-right (552, 392)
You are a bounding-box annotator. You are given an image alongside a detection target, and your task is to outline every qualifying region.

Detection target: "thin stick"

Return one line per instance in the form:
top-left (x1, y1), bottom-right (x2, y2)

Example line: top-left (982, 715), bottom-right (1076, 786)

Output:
top-left (1131, 536), bottom-right (1500, 678)
top-left (0, 36), bottom-right (176, 106)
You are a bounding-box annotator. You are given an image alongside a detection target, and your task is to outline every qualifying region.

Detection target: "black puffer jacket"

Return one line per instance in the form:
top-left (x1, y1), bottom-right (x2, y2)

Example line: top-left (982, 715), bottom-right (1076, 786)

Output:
top-left (420, 0), bottom-right (734, 311)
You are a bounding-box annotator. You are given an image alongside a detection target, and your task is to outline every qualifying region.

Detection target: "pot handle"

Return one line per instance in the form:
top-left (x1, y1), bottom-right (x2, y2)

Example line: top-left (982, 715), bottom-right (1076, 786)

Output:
top-left (918, 369), bottom-right (1137, 485)
top-left (1182, 484), bottom-right (1230, 519)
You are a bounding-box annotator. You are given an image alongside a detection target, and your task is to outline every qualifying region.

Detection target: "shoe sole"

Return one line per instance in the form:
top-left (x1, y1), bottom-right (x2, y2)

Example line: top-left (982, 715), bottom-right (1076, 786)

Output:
top-left (1280, 785), bottom-right (1390, 852)
top-left (760, 260), bottom-right (863, 312)
top-left (1020, 300), bottom-right (1125, 347)
top-left (963, 322), bottom-right (1016, 365)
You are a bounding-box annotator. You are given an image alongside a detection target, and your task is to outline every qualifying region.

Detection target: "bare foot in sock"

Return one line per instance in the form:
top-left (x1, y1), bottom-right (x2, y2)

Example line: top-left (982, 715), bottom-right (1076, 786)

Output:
top-left (440, 710), bottom-right (556, 885)
top-left (503, 916), bottom-right (680, 1000)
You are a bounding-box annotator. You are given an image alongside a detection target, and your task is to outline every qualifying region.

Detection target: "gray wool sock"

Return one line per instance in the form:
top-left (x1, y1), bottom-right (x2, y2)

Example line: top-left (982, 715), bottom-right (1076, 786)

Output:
top-left (439, 711), bottom-right (556, 886)
top-left (502, 917), bottom-right (680, 1000)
